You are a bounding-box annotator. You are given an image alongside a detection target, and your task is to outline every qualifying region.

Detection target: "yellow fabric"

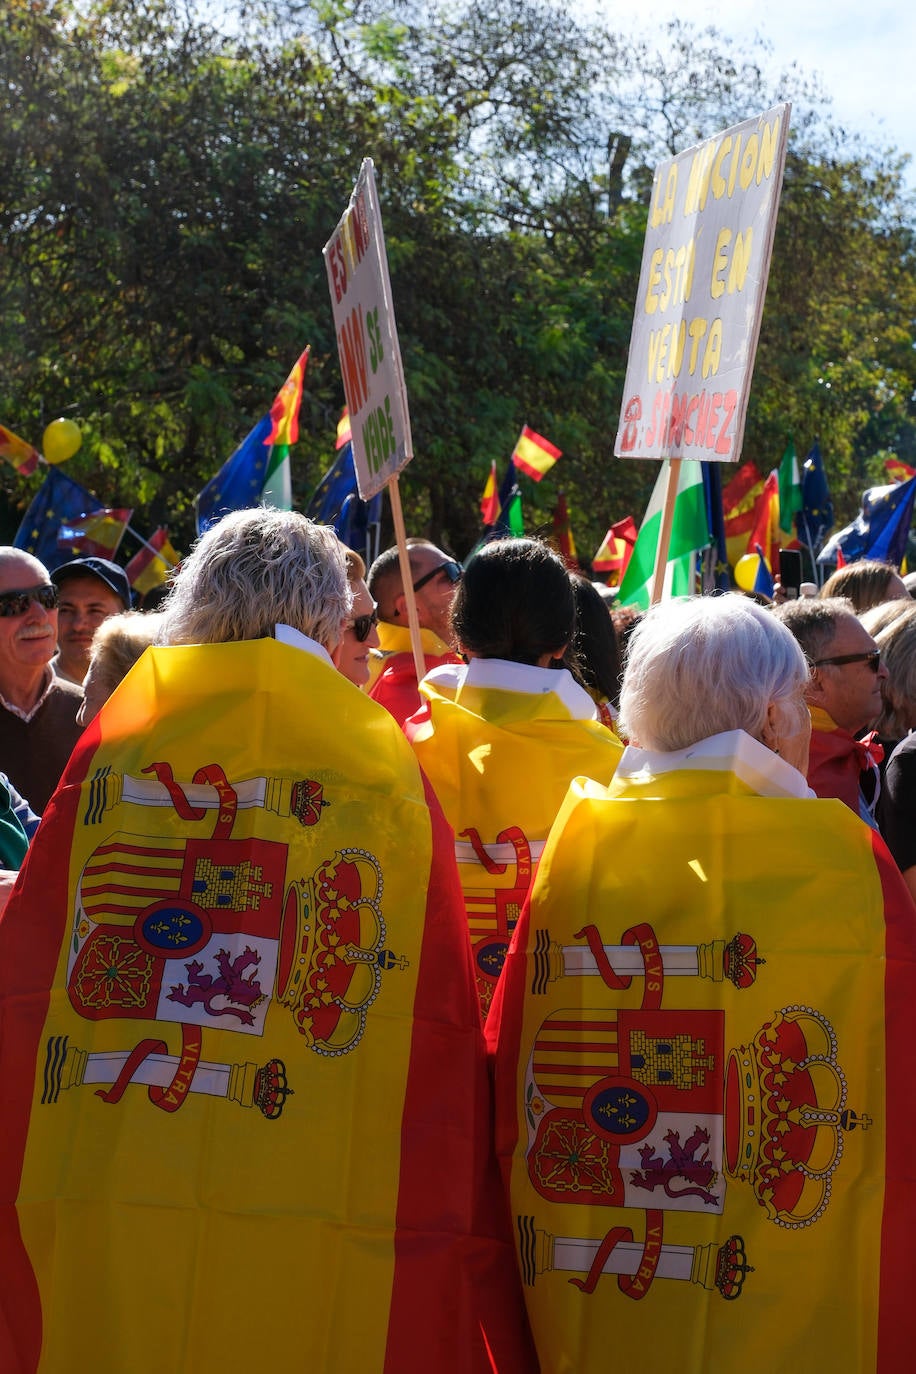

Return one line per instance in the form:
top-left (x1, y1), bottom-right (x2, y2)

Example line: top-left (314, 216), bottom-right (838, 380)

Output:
top-left (367, 622), bottom-right (454, 689)
top-left (492, 740), bottom-right (892, 1372)
top-left (12, 640), bottom-right (441, 1373)
top-left (411, 664), bottom-right (621, 1016)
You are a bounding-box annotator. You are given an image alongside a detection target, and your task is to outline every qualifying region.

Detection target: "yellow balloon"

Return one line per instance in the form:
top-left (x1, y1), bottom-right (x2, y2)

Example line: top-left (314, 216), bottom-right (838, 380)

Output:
top-left (42, 417), bottom-right (82, 464)
top-left (734, 552), bottom-right (766, 592)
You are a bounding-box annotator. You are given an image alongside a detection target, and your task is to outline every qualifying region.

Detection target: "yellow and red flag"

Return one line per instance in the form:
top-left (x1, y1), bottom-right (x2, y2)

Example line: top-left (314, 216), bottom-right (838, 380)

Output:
top-left (512, 425), bottom-right (561, 482)
top-left (408, 659), bottom-right (621, 1019)
top-left (551, 492), bottom-right (579, 568)
top-left (335, 406), bottom-right (352, 451)
top-left (746, 469), bottom-right (780, 572)
top-left (593, 516), bottom-right (638, 582)
top-left (0, 423), bottom-right (41, 476)
top-left (885, 457), bottom-right (916, 484)
top-left (488, 734), bottom-right (916, 1372)
top-left (0, 638), bottom-right (532, 1374)
top-left (721, 460), bottom-right (765, 567)
top-left (267, 347), bottom-right (308, 447)
top-left (124, 527), bottom-right (181, 596)
top-left (56, 506), bottom-right (132, 559)
top-left (480, 460), bottom-right (499, 525)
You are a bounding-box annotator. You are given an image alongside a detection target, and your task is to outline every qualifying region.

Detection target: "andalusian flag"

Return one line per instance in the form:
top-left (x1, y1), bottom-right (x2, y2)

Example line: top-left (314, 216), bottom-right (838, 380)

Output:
top-left (512, 425), bottom-right (561, 481)
top-left (617, 460), bottom-right (709, 609)
top-left (488, 734), bottom-right (916, 1373)
top-left (0, 638), bottom-right (532, 1374)
top-left (408, 658), bottom-right (621, 1019)
top-left (778, 438), bottom-right (803, 543)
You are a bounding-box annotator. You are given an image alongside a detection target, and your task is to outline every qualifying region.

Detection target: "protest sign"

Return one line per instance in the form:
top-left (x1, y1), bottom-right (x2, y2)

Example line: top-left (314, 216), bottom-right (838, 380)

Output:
top-left (324, 159), bottom-right (412, 500)
top-left (614, 104), bottom-right (790, 465)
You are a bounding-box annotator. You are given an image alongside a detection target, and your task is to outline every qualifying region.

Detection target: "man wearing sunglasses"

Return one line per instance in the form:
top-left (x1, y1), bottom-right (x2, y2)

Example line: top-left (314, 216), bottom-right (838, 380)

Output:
top-left (0, 548), bottom-right (84, 813)
top-left (366, 540), bottom-right (463, 725)
top-left (776, 596), bottom-right (888, 827)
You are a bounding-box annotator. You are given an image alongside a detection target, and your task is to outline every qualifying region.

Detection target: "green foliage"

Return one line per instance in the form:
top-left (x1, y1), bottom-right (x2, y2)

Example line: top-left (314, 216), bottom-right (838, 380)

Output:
top-left (2, 0), bottom-right (916, 558)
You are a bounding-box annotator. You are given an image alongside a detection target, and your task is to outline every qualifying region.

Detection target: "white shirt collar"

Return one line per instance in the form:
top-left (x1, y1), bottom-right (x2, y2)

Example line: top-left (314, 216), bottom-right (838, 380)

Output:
top-left (616, 729), bottom-right (815, 800)
top-left (273, 623), bottom-right (337, 669)
top-left (423, 656), bottom-right (598, 720)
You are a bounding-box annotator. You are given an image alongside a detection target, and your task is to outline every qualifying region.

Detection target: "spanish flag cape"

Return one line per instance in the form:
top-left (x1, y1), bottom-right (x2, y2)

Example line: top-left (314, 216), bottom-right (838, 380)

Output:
top-left (407, 659), bottom-right (622, 1018)
top-left (0, 635), bottom-right (533, 1374)
top-left (487, 730), bottom-right (916, 1373)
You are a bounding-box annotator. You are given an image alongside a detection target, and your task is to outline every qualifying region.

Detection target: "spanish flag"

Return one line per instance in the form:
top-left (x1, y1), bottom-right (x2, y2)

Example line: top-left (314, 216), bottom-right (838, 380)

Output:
top-left (488, 732), bottom-right (916, 1373)
top-left (0, 423), bottom-right (41, 477)
top-left (408, 659), bottom-right (621, 1019)
top-left (480, 460), bottom-right (500, 526)
top-left (512, 425), bottom-right (561, 482)
top-left (124, 527), bottom-right (181, 596)
top-left (593, 516), bottom-right (638, 582)
top-left (0, 638), bottom-right (533, 1373)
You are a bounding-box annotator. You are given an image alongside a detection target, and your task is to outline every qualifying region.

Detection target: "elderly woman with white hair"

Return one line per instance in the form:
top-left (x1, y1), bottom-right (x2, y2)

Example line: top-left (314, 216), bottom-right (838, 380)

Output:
top-left (488, 593), bottom-right (916, 1374)
top-left (0, 507), bottom-right (532, 1374)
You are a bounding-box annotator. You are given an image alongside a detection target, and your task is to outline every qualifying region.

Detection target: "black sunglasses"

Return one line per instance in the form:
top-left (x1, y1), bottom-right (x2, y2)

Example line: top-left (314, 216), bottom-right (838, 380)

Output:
top-left (812, 650), bottom-right (881, 674)
top-left (412, 559), bottom-right (463, 594)
top-left (348, 606), bottom-right (378, 643)
top-left (0, 584), bottom-right (59, 618)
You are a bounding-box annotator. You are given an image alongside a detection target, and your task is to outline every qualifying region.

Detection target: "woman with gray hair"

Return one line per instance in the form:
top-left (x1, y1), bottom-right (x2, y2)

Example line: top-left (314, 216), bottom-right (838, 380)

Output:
top-left (488, 593), bottom-right (916, 1374)
top-left (160, 505), bottom-right (350, 649)
top-left (618, 592), bottom-right (811, 774)
top-left (0, 506), bottom-right (533, 1373)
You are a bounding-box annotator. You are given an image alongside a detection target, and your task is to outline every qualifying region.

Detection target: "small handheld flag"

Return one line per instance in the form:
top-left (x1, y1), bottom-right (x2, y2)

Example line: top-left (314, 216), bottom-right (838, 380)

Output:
top-left (512, 425), bottom-right (561, 482)
top-left (480, 461), bottom-right (499, 526)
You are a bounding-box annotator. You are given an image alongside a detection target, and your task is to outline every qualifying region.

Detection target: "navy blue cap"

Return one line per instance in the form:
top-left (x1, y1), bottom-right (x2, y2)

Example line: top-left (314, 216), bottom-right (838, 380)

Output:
top-left (51, 556), bottom-right (132, 609)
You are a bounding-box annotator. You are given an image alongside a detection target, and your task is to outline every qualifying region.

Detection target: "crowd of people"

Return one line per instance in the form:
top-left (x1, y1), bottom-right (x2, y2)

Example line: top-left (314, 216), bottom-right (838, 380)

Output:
top-left (0, 525), bottom-right (914, 1371)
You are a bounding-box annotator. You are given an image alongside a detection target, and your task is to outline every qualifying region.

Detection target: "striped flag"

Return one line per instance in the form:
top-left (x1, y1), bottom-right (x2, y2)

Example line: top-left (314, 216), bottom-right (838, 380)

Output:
top-left (56, 508), bottom-right (133, 559)
top-left (512, 425), bottom-right (561, 481)
top-left (0, 423), bottom-right (40, 476)
top-left (124, 528), bottom-right (181, 596)
top-left (593, 517), bottom-right (638, 583)
top-left (0, 637), bottom-right (533, 1374)
top-left (480, 460), bottom-right (499, 525)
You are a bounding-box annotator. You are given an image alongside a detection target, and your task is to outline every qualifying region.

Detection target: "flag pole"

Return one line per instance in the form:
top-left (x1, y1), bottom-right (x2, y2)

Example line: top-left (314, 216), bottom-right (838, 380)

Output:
top-left (386, 475), bottom-right (426, 687)
top-left (649, 458), bottom-right (681, 605)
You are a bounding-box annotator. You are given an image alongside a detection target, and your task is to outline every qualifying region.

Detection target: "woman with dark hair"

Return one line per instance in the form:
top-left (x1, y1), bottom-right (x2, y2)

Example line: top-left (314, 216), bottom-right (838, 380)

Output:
top-left (407, 538), bottom-right (621, 1018)
top-left (566, 574), bottom-right (623, 725)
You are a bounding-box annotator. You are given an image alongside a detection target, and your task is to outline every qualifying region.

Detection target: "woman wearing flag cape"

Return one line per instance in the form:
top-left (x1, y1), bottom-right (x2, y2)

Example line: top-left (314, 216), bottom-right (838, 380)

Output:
top-left (488, 593), bottom-right (916, 1374)
top-left (0, 509), bottom-right (534, 1374)
top-left (406, 538), bottom-right (622, 1020)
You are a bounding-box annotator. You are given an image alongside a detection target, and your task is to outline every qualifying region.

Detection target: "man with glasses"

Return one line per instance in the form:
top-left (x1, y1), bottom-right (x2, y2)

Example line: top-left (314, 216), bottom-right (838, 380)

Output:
top-left (0, 547), bottom-right (83, 812)
top-left (776, 596), bottom-right (888, 827)
top-left (366, 539), bottom-right (463, 725)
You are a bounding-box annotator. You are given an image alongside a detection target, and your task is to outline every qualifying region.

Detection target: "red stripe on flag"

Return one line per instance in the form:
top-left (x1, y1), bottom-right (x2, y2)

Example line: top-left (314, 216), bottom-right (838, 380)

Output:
top-left (0, 714), bottom-right (102, 1372)
top-left (873, 829), bottom-right (916, 1369)
top-left (384, 775), bottom-right (534, 1373)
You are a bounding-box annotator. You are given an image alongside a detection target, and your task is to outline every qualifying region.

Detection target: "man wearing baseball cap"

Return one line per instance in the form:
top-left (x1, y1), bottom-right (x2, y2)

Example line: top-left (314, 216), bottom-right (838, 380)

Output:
top-left (51, 556), bottom-right (131, 685)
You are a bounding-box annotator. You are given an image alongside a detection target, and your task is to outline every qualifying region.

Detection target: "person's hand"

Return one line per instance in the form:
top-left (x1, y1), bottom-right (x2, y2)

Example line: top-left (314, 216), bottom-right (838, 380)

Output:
top-left (0, 868), bottom-right (20, 916)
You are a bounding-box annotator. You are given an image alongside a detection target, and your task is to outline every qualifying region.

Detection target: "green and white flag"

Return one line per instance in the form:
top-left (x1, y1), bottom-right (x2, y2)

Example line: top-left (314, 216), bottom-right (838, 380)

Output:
top-left (617, 459), bottom-right (710, 609)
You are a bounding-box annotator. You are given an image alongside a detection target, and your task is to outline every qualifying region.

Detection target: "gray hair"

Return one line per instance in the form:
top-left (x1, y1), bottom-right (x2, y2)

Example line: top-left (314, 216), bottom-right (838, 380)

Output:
top-left (618, 594), bottom-right (809, 750)
top-left (160, 508), bottom-right (351, 649)
top-left (772, 596), bottom-right (856, 665)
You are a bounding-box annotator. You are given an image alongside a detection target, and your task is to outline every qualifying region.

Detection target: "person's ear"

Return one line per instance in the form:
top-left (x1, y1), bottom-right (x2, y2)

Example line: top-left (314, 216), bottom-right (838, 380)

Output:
top-left (392, 590), bottom-right (407, 619)
top-left (760, 700), bottom-right (781, 754)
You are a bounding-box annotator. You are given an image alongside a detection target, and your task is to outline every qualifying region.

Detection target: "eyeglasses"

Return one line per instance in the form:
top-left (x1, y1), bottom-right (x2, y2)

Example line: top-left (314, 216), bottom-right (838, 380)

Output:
top-left (411, 559), bottom-right (463, 594)
top-left (347, 606), bottom-right (378, 643)
top-left (0, 584), bottom-right (59, 618)
top-left (812, 650), bottom-right (881, 673)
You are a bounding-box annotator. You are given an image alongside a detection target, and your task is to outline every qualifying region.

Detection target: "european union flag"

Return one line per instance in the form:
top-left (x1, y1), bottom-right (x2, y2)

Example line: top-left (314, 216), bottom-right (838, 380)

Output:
top-left (14, 468), bottom-right (103, 571)
top-left (195, 413), bottom-right (274, 535)
top-left (305, 443), bottom-right (381, 566)
top-left (818, 475), bottom-right (916, 569)
top-left (798, 441), bottom-right (834, 553)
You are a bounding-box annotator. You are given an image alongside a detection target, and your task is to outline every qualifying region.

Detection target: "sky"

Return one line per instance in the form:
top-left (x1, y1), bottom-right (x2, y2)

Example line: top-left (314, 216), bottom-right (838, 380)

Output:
top-left (609, 0), bottom-right (915, 185)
